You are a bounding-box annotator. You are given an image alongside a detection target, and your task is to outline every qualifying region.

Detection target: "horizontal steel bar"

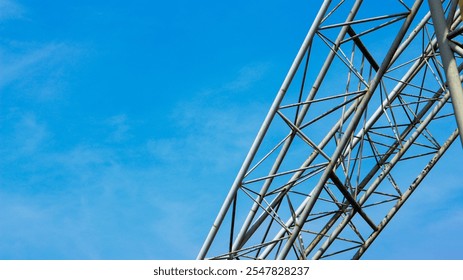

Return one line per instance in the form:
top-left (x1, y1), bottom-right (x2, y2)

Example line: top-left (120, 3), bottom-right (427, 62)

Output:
top-left (320, 12), bottom-right (409, 30)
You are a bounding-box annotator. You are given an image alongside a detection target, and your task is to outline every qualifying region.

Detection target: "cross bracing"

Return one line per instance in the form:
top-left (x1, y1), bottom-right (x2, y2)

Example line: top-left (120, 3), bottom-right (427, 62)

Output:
top-left (198, 0), bottom-right (463, 260)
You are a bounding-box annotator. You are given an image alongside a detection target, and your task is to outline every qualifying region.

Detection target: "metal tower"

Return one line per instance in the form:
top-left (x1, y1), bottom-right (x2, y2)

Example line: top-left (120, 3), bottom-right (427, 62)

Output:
top-left (198, 0), bottom-right (463, 260)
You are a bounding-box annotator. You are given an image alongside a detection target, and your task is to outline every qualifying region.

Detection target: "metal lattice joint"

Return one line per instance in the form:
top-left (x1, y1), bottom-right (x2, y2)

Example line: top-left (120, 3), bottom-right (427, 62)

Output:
top-left (198, 0), bottom-right (463, 260)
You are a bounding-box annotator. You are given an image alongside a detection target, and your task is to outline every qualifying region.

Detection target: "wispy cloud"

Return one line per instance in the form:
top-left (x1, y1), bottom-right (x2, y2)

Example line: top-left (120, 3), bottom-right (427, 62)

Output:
top-left (148, 63), bottom-right (270, 173)
top-left (0, 58), bottom-right (273, 259)
top-left (0, 42), bottom-right (81, 101)
top-left (100, 114), bottom-right (132, 143)
top-left (0, 0), bottom-right (24, 21)
top-left (0, 110), bottom-right (216, 258)
top-left (0, 44), bottom-right (55, 88)
top-left (7, 112), bottom-right (49, 156)
top-left (0, 140), bottom-right (160, 258)
top-left (143, 63), bottom-right (274, 257)
top-left (222, 63), bottom-right (270, 92)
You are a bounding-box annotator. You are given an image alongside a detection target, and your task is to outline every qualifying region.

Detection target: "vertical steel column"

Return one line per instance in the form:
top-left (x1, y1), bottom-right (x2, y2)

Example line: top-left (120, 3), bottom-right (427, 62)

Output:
top-left (429, 0), bottom-right (463, 146)
top-left (197, 0), bottom-right (333, 260)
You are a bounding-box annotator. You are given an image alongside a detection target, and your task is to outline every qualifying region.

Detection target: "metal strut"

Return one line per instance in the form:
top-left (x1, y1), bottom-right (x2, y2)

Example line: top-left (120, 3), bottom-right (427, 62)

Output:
top-left (198, 0), bottom-right (463, 260)
top-left (429, 0), bottom-right (463, 146)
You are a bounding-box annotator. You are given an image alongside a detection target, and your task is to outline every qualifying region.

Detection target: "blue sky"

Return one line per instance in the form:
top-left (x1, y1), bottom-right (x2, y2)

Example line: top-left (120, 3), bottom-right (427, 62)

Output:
top-left (1, 0), bottom-right (463, 260)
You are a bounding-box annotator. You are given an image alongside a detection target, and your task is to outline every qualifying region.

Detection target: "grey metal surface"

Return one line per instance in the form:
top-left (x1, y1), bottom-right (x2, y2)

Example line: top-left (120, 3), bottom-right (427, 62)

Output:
top-left (429, 0), bottom-right (463, 146)
top-left (198, 0), bottom-right (463, 260)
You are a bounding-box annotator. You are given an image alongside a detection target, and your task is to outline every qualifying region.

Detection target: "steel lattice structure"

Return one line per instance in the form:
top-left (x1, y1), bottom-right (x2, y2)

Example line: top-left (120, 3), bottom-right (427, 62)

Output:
top-left (198, 0), bottom-right (463, 260)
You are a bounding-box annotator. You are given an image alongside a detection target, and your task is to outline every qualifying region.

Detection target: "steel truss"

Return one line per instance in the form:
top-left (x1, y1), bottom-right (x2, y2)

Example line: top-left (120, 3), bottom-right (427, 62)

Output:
top-left (198, 0), bottom-right (463, 260)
